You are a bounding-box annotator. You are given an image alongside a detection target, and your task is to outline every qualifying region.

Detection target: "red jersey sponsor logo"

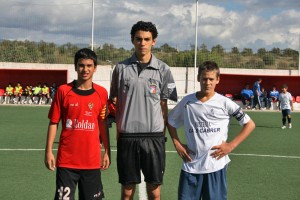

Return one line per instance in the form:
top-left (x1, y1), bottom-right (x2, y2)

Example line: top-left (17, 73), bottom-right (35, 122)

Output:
top-left (66, 119), bottom-right (95, 130)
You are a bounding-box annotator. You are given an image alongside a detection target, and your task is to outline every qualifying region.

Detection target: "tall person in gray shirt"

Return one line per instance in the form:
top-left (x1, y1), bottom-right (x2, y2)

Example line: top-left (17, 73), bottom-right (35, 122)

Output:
top-left (110, 21), bottom-right (178, 200)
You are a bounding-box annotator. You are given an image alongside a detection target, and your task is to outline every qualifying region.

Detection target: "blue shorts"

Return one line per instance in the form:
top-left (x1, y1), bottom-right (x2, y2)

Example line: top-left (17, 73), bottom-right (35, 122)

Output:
top-left (178, 166), bottom-right (228, 200)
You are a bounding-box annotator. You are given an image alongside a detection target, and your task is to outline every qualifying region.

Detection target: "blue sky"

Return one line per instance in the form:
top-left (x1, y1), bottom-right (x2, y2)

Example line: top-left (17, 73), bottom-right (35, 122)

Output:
top-left (0, 0), bottom-right (299, 52)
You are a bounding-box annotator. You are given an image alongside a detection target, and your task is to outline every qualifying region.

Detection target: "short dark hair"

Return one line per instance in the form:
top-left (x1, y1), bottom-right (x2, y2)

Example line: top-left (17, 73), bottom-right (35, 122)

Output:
top-left (282, 84), bottom-right (288, 89)
top-left (74, 48), bottom-right (97, 69)
top-left (198, 61), bottom-right (220, 78)
top-left (130, 21), bottom-right (158, 42)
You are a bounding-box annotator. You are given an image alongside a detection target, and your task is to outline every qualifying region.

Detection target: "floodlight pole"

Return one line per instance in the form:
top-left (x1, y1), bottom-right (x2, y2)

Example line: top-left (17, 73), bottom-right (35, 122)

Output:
top-left (91, 0), bottom-right (95, 50)
top-left (194, 0), bottom-right (199, 92)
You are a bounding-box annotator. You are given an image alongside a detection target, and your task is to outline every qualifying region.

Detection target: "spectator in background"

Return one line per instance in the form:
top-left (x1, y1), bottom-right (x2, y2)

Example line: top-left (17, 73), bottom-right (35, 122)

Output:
top-left (13, 82), bottom-right (23, 104)
top-left (4, 83), bottom-right (14, 104)
top-left (259, 87), bottom-right (268, 109)
top-left (241, 83), bottom-right (254, 109)
top-left (32, 83), bottom-right (42, 104)
top-left (278, 84), bottom-right (293, 129)
top-left (252, 78), bottom-right (262, 110)
top-left (268, 85), bottom-right (279, 108)
top-left (41, 82), bottom-right (50, 104)
top-left (23, 84), bottom-right (33, 104)
top-left (50, 82), bottom-right (57, 100)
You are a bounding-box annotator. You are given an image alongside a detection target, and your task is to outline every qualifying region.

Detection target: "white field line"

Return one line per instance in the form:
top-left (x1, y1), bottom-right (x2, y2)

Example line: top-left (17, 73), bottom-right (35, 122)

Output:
top-left (1, 149), bottom-right (300, 159)
top-left (139, 171), bottom-right (148, 200)
top-left (2, 148), bottom-right (300, 200)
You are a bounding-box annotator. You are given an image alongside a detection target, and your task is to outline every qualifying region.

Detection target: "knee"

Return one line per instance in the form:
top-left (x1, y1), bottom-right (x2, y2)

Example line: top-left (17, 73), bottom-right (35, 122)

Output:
top-left (121, 185), bottom-right (136, 199)
top-left (146, 184), bottom-right (161, 200)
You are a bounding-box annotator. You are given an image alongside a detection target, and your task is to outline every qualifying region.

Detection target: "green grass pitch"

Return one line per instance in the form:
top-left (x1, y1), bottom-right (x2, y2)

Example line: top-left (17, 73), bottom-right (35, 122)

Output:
top-left (0, 105), bottom-right (300, 199)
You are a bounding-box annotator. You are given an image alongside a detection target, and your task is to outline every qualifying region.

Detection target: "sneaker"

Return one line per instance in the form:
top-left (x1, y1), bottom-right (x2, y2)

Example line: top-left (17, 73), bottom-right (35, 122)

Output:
top-left (281, 126), bottom-right (286, 129)
top-left (288, 124), bottom-right (292, 129)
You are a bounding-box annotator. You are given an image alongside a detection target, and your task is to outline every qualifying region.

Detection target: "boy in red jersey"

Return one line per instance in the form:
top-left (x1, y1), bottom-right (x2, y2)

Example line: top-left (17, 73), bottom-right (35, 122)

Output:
top-left (44, 48), bottom-right (110, 200)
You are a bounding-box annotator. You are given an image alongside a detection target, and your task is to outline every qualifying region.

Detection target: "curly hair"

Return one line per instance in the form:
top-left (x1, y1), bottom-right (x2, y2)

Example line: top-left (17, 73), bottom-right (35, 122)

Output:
top-left (130, 21), bottom-right (158, 42)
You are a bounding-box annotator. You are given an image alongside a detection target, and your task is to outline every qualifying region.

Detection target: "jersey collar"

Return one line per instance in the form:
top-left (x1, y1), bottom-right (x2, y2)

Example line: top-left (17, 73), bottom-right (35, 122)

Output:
top-left (130, 53), bottom-right (159, 70)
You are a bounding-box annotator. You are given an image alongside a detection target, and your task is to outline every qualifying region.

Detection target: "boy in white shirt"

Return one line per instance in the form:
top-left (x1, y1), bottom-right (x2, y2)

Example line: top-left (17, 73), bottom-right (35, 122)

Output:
top-left (168, 61), bottom-right (255, 200)
top-left (278, 84), bottom-right (293, 129)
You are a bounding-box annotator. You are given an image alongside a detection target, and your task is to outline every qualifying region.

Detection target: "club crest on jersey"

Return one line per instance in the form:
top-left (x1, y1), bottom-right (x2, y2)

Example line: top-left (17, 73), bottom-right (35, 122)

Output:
top-left (150, 84), bottom-right (157, 94)
top-left (207, 108), bottom-right (215, 118)
top-left (88, 102), bottom-right (94, 110)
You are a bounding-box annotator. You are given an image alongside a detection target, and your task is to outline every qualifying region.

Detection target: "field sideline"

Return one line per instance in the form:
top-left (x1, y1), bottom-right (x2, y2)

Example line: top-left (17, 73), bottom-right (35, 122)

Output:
top-left (0, 105), bottom-right (300, 199)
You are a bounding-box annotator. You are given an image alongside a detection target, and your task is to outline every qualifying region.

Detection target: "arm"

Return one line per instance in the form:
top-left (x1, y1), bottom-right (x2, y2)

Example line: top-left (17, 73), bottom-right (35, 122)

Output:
top-left (211, 119), bottom-right (255, 160)
top-left (160, 99), bottom-right (168, 135)
top-left (290, 100), bottom-right (294, 111)
top-left (99, 119), bottom-right (110, 170)
top-left (44, 122), bottom-right (58, 171)
top-left (113, 97), bottom-right (120, 140)
top-left (168, 124), bottom-right (193, 162)
top-left (109, 67), bottom-right (120, 140)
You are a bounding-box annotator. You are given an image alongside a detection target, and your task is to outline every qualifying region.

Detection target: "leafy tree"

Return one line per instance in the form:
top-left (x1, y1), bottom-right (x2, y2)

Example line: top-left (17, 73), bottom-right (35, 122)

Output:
top-left (257, 48), bottom-right (267, 56)
top-left (241, 48), bottom-right (253, 56)
top-left (160, 43), bottom-right (177, 53)
top-left (262, 54), bottom-right (275, 65)
top-left (282, 48), bottom-right (298, 57)
top-left (231, 47), bottom-right (239, 54)
top-left (200, 43), bottom-right (209, 53)
top-left (270, 47), bottom-right (281, 56)
top-left (0, 39), bottom-right (298, 70)
top-left (211, 44), bottom-right (225, 55)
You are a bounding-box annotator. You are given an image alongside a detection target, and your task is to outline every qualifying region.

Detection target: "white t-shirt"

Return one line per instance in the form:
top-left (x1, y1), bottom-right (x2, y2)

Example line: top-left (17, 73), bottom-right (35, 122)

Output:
top-left (278, 92), bottom-right (292, 110)
top-left (168, 92), bottom-right (250, 174)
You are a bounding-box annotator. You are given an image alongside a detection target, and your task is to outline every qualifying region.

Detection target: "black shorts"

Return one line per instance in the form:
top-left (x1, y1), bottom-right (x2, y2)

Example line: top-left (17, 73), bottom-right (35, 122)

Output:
top-left (55, 168), bottom-right (104, 200)
top-left (117, 132), bottom-right (166, 185)
top-left (282, 109), bottom-right (291, 117)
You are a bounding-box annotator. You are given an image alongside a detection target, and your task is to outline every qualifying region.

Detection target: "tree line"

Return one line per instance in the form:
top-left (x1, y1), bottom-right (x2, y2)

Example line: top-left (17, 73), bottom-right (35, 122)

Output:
top-left (0, 40), bottom-right (298, 69)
